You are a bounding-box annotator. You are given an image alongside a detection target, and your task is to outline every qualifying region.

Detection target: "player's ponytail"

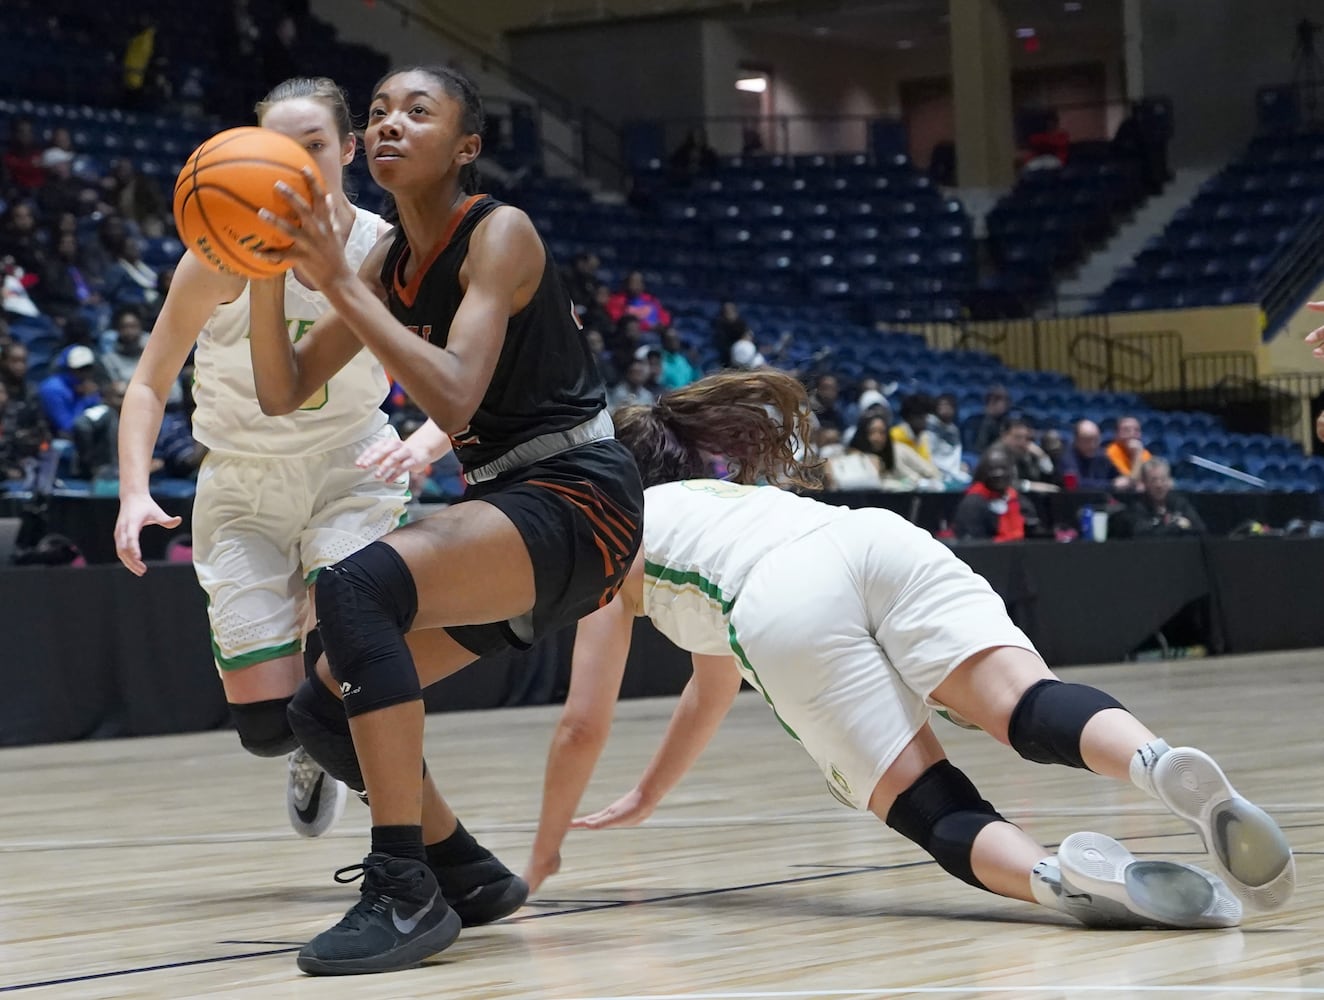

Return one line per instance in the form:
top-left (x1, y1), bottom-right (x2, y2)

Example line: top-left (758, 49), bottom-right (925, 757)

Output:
top-left (613, 370), bottom-right (822, 490)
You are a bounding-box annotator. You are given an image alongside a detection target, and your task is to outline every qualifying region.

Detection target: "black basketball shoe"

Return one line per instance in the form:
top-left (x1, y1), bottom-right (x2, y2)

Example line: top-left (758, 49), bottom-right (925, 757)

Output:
top-left (430, 855), bottom-right (530, 927)
top-left (297, 854), bottom-right (462, 976)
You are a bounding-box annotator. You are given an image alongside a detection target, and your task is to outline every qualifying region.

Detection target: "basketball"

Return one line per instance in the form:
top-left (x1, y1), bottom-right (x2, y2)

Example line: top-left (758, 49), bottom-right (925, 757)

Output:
top-left (172, 126), bottom-right (322, 280)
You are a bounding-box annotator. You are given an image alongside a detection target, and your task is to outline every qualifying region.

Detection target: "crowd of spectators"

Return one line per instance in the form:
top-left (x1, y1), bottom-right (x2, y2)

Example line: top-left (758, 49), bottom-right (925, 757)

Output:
top-left (0, 100), bottom-right (1208, 556)
top-left (562, 252), bottom-right (1204, 545)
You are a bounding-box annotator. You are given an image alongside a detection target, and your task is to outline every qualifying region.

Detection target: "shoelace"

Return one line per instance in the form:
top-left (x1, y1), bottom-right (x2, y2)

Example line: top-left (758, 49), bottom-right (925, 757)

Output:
top-left (330, 861), bottom-right (398, 932)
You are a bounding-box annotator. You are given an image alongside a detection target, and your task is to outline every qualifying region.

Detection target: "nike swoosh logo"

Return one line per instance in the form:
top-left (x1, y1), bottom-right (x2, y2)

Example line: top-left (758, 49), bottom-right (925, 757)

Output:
top-left (392, 891), bottom-right (437, 934)
top-left (294, 774), bottom-right (324, 825)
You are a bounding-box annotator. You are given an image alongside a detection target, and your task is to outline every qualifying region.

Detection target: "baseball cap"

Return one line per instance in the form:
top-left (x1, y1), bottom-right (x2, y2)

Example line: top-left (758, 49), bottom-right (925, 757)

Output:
top-left (67, 345), bottom-right (96, 370)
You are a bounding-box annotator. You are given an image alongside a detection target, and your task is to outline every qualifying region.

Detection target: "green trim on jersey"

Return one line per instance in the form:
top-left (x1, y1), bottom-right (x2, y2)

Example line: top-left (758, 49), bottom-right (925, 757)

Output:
top-left (643, 558), bottom-right (797, 740)
top-left (643, 559), bottom-right (735, 614)
top-left (727, 623), bottom-right (800, 744)
top-left (212, 637), bottom-right (302, 671)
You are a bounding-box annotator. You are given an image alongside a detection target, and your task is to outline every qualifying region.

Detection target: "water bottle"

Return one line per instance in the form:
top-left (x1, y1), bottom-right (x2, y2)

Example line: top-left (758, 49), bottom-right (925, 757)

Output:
top-left (1078, 504), bottom-right (1095, 542)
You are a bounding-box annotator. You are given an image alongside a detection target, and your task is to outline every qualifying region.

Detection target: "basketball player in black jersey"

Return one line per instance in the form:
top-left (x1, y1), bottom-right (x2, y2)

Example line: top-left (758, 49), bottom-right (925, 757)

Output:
top-left (248, 65), bottom-right (643, 975)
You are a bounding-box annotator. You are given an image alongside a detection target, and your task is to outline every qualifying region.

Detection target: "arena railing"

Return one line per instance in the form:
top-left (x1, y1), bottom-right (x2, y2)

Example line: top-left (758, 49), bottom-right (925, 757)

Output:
top-left (374, 0), bottom-right (628, 186)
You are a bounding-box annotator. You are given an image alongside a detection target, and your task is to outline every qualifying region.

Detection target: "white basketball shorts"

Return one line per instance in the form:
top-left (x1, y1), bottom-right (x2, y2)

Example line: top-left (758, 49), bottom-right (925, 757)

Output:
top-left (192, 425), bottom-right (409, 670)
top-left (726, 507), bottom-right (1040, 810)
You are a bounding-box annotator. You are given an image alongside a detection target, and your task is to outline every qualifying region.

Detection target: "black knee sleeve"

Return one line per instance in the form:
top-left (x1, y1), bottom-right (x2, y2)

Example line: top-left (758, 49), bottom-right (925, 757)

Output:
top-left (1007, 679), bottom-right (1125, 769)
top-left (315, 541), bottom-right (420, 718)
top-left (303, 627), bottom-right (324, 680)
top-left (286, 678), bottom-right (365, 792)
top-left (230, 697), bottom-right (299, 758)
top-left (885, 760), bottom-right (1005, 890)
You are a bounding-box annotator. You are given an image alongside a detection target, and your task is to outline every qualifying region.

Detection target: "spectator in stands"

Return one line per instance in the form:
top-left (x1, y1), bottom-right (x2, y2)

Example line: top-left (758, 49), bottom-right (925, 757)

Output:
top-left (928, 392), bottom-right (969, 484)
top-left (154, 400), bottom-right (206, 480)
top-left (3, 119), bottom-right (44, 193)
top-left (101, 305), bottom-right (183, 405)
top-left (122, 14), bottom-right (158, 109)
top-left (0, 202), bottom-right (47, 275)
top-left (730, 332), bottom-right (767, 370)
top-left (895, 394), bottom-right (937, 466)
top-left (607, 357), bottom-right (656, 412)
top-left (563, 251), bottom-right (601, 311)
top-left (72, 379), bottom-right (125, 479)
top-left (0, 380), bottom-right (27, 486)
top-left (1000, 417), bottom-right (1060, 491)
top-left (1022, 135), bottom-right (1065, 173)
top-left (43, 126), bottom-right (76, 163)
top-left (712, 301), bottom-right (752, 361)
top-left (36, 150), bottom-right (86, 219)
top-left (1059, 419), bottom-right (1122, 490)
top-left (809, 374), bottom-right (847, 433)
top-left (584, 328), bottom-right (619, 387)
top-left (607, 270), bottom-right (671, 332)
top-left (610, 314), bottom-right (645, 376)
top-left (1106, 415), bottom-right (1152, 489)
top-left (103, 236), bottom-right (161, 315)
top-left (581, 283), bottom-right (614, 339)
top-left (824, 413), bottom-right (913, 492)
top-left (36, 231), bottom-right (105, 330)
top-left (38, 344), bottom-right (102, 436)
top-left (1111, 459), bottom-right (1206, 538)
top-left (670, 128), bottom-right (718, 177)
top-left (635, 345), bottom-right (665, 398)
top-left (659, 326), bottom-right (700, 390)
top-left (971, 385), bottom-right (1010, 453)
top-left (0, 341), bottom-right (35, 405)
top-left (954, 445), bottom-right (1039, 542)
top-left (102, 159), bottom-right (166, 227)
top-left (1040, 428), bottom-right (1067, 480)
top-left (0, 370), bottom-right (56, 492)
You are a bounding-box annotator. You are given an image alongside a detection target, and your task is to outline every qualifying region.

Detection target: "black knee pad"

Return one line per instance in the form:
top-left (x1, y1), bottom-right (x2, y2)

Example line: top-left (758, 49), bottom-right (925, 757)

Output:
top-left (286, 678), bottom-right (365, 791)
top-left (315, 541), bottom-right (421, 718)
top-left (886, 760), bottom-right (1005, 890)
top-left (230, 698), bottom-right (299, 758)
top-left (303, 627), bottom-right (324, 680)
top-left (1007, 679), bottom-right (1125, 769)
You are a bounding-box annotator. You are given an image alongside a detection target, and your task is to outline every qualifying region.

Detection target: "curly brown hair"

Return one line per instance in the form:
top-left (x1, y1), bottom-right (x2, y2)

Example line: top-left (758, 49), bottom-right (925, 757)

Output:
top-left (613, 369), bottom-right (822, 490)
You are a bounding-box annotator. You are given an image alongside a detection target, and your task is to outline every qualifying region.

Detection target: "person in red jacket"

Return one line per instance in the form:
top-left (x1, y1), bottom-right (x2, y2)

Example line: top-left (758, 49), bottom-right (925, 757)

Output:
top-left (953, 445), bottom-right (1038, 542)
top-left (606, 270), bottom-right (671, 331)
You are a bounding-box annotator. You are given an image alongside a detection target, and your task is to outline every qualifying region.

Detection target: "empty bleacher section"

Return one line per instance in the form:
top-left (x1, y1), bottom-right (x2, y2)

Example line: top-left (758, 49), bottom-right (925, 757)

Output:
top-left (985, 141), bottom-right (1151, 314)
top-left (555, 152), bottom-right (974, 325)
top-left (1097, 128), bottom-right (1324, 326)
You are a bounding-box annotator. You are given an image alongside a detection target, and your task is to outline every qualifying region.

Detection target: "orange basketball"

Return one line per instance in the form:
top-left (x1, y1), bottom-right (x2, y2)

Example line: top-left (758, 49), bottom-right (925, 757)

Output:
top-left (172, 127), bottom-right (323, 280)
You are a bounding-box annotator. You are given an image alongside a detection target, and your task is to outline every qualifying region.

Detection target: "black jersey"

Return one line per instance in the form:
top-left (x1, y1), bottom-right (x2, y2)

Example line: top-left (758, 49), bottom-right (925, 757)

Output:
top-left (381, 194), bottom-right (606, 470)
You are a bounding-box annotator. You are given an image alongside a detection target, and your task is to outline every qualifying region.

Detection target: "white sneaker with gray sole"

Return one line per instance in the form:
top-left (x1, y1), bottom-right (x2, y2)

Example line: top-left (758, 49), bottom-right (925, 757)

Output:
top-left (1048, 832), bottom-right (1242, 929)
top-left (1152, 747), bottom-right (1294, 912)
top-left (287, 747), bottom-right (348, 838)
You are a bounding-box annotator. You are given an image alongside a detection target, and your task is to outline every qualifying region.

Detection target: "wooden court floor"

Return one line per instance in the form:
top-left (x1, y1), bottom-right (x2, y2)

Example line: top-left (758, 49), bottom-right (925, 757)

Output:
top-left (2, 650), bottom-right (1320, 999)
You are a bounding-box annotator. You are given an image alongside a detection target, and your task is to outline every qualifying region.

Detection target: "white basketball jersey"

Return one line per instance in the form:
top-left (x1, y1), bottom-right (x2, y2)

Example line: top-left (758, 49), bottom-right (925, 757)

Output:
top-left (641, 480), bottom-right (850, 655)
top-left (190, 206), bottom-right (390, 457)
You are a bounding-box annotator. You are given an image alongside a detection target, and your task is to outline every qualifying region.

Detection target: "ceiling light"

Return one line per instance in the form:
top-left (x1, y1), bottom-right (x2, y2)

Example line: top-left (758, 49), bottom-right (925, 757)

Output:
top-left (897, 38), bottom-right (915, 49)
top-left (1015, 27), bottom-right (1037, 38)
top-left (736, 77), bottom-right (768, 93)
top-left (812, 25), bottom-right (830, 36)
top-left (1064, 1), bottom-right (1082, 10)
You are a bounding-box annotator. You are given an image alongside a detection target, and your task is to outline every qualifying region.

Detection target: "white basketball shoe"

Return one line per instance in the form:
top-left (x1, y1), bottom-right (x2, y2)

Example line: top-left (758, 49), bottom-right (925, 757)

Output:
top-left (1148, 746), bottom-right (1295, 912)
top-left (1034, 833), bottom-right (1241, 929)
top-left (287, 747), bottom-right (348, 838)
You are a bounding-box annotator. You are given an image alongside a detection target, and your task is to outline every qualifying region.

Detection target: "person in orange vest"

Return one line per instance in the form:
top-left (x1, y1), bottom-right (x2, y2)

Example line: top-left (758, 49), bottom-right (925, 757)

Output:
top-left (1105, 415), bottom-right (1151, 490)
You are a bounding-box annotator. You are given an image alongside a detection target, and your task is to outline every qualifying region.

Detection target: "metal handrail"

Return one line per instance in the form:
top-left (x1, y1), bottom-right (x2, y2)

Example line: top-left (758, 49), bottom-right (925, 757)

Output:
top-left (373, 0), bottom-right (627, 181)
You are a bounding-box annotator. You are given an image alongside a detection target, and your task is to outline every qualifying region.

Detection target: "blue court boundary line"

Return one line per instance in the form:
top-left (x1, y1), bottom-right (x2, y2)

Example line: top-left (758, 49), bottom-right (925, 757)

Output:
top-left (3, 827), bottom-right (1317, 993)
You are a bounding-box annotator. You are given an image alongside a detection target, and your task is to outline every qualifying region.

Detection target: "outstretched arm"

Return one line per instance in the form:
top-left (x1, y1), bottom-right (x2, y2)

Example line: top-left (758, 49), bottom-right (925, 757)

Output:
top-left (526, 558), bottom-right (640, 893)
top-left (573, 651), bottom-right (744, 830)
